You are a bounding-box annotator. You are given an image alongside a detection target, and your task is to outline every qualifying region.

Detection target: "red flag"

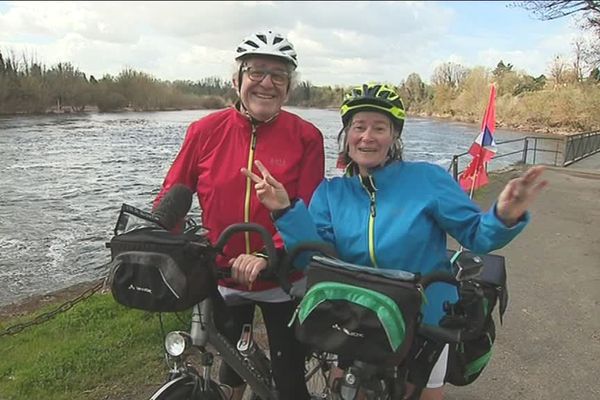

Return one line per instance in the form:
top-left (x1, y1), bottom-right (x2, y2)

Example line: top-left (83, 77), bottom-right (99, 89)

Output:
top-left (459, 84), bottom-right (497, 192)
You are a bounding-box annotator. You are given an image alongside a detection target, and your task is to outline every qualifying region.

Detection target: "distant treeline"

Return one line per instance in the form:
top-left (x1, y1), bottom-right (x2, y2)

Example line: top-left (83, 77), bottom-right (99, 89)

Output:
top-left (1, 50), bottom-right (600, 132)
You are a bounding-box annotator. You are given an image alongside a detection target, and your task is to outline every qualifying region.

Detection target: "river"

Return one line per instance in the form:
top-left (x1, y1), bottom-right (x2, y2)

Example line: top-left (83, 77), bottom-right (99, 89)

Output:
top-left (0, 107), bottom-right (552, 306)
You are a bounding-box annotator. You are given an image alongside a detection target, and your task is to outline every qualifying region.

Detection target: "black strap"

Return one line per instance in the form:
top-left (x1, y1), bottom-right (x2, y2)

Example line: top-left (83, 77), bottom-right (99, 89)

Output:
top-left (405, 337), bottom-right (446, 399)
top-left (498, 284), bottom-right (508, 324)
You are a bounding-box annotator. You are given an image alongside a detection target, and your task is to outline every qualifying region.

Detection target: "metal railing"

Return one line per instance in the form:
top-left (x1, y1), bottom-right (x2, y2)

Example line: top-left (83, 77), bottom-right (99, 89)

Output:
top-left (563, 130), bottom-right (600, 166)
top-left (448, 136), bottom-right (564, 180)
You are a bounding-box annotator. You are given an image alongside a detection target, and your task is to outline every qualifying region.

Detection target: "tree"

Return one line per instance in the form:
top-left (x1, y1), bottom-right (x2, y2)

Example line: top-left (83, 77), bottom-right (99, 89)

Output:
top-left (454, 67), bottom-right (490, 119)
top-left (493, 60), bottom-right (514, 78)
top-left (514, 1), bottom-right (600, 70)
top-left (403, 73), bottom-right (428, 104)
top-left (492, 60), bottom-right (524, 96)
top-left (46, 62), bottom-right (89, 110)
top-left (431, 62), bottom-right (469, 88)
top-left (514, 74), bottom-right (547, 94)
top-left (549, 55), bottom-right (569, 86)
top-left (514, 1), bottom-right (600, 27)
top-left (573, 38), bottom-right (586, 81)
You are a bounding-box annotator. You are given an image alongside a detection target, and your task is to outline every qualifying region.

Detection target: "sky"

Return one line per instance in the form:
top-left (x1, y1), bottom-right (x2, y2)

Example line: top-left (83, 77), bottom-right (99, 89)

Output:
top-left (0, 1), bottom-right (589, 86)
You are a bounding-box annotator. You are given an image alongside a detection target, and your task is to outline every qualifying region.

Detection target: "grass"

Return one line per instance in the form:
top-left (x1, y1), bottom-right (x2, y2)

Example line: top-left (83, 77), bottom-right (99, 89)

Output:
top-left (0, 293), bottom-right (190, 400)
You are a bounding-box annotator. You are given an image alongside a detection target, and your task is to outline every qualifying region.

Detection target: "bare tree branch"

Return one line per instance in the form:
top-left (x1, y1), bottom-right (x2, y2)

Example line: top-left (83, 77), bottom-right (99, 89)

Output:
top-left (513, 1), bottom-right (600, 21)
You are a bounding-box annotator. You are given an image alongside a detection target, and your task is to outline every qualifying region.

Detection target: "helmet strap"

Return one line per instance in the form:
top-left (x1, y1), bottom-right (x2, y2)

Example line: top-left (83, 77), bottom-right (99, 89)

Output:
top-left (237, 61), bottom-right (246, 93)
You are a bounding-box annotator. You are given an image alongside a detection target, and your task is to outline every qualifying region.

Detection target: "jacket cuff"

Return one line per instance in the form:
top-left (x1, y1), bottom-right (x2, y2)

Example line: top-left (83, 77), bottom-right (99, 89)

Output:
top-left (270, 198), bottom-right (299, 221)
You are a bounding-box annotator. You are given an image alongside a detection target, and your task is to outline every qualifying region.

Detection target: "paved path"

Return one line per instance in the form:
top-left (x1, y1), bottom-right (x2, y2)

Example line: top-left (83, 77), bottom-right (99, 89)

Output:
top-left (446, 164), bottom-right (600, 400)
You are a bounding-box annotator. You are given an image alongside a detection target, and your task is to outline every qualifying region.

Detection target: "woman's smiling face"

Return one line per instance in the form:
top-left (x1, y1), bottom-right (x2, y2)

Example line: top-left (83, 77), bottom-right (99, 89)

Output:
top-left (347, 111), bottom-right (394, 176)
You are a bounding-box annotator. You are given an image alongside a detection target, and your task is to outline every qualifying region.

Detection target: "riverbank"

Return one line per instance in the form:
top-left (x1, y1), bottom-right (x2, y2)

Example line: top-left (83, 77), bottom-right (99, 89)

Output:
top-left (411, 111), bottom-right (576, 136)
top-left (0, 279), bottom-right (104, 320)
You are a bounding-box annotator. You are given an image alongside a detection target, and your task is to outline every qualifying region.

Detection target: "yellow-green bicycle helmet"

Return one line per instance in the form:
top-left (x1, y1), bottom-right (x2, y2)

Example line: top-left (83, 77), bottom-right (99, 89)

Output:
top-left (340, 83), bottom-right (406, 133)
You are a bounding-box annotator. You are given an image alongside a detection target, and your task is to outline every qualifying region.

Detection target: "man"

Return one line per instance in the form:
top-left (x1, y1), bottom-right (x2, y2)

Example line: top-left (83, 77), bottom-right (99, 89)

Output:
top-left (154, 30), bottom-right (325, 400)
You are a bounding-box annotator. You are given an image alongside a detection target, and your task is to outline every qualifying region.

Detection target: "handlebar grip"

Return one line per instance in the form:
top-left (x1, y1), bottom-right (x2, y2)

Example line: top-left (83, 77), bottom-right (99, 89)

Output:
top-left (213, 223), bottom-right (278, 269)
top-left (418, 324), bottom-right (462, 344)
top-left (418, 270), bottom-right (459, 289)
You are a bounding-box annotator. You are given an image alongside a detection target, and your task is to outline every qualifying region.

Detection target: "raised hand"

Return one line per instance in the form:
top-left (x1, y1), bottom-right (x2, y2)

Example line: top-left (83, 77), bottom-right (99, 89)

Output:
top-left (496, 165), bottom-right (548, 227)
top-left (241, 160), bottom-right (291, 211)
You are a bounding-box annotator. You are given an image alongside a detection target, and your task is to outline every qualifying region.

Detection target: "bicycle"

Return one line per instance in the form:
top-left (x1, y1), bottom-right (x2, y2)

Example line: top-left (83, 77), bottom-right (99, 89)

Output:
top-left (145, 223), bottom-right (329, 400)
top-left (149, 239), bottom-right (484, 400)
top-left (107, 202), bottom-right (486, 400)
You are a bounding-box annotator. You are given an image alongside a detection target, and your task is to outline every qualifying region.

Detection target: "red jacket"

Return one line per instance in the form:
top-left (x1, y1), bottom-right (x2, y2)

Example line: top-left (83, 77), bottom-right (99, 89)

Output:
top-left (155, 107), bottom-right (325, 291)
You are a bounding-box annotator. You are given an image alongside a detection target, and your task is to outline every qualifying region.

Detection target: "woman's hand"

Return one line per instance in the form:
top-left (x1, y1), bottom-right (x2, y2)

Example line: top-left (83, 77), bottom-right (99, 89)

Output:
top-left (241, 160), bottom-right (291, 211)
top-left (496, 165), bottom-right (548, 227)
top-left (229, 254), bottom-right (268, 288)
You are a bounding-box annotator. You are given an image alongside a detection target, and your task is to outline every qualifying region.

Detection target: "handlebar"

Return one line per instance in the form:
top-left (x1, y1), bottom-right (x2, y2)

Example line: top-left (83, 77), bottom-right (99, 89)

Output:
top-left (208, 222), bottom-right (296, 291)
top-left (213, 223), bottom-right (278, 269)
top-left (418, 270), bottom-right (460, 289)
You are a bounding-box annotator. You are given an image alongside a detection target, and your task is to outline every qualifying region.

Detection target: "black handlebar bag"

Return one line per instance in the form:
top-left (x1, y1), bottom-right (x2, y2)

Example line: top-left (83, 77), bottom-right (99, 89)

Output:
top-left (292, 255), bottom-right (423, 366)
top-left (442, 251), bottom-right (508, 386)
top-left (107, 227), bottom-right (217, 312)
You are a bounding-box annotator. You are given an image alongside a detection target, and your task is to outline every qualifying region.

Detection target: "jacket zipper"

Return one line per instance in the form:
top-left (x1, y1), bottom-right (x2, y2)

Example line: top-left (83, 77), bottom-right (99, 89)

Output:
top-left (360, 175), bottom-right (379, 268)
top-left (243, 124), bottom-right (258, 254)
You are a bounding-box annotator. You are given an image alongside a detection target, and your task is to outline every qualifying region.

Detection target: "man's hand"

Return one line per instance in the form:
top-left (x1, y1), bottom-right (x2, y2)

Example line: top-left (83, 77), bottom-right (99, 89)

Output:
top-left (229, 254), bottom-right (268, 288)
top-left (241, 160), bottom-right (291, 211)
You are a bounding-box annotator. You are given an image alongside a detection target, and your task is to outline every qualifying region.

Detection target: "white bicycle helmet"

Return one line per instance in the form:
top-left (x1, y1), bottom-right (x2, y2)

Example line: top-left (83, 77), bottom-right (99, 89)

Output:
top-left (235, 30), bottom-right (298, 69)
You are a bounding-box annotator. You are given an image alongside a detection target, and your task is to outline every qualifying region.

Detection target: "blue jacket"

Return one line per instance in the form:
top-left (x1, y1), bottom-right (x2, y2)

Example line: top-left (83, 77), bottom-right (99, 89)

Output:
top-left (275, 160), bottom-right (528, 325)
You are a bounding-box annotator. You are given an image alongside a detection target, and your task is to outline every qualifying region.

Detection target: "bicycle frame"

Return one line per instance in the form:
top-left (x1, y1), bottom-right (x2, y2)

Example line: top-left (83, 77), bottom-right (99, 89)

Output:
top-left (156, 297), bottom-right (278, 399)
top-left (149, 222), bottom-right (303, 400)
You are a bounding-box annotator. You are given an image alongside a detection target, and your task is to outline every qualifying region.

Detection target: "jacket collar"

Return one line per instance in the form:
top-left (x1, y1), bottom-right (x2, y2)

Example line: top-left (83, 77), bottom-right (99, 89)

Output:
top-left (346, 160), bottom-right (404, 188)
top-left (231, 101), bottom-right (282, 130)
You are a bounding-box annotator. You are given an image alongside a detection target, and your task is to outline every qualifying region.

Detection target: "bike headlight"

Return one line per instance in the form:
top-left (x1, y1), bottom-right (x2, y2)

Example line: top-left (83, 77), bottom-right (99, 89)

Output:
top-left (165, 331), bottom-right (191, 357)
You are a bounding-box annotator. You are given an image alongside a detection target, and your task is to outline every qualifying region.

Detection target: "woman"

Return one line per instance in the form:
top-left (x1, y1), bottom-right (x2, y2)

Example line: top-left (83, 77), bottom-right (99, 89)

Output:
top-left (241, 83), bottom-right (547, 400)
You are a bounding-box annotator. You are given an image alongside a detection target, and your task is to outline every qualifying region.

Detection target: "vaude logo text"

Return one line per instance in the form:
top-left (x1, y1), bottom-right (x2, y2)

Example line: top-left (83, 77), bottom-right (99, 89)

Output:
top-left (128, 284), bottom-right (152, 294)
top-left (332, 323), bottom-right (364, 338)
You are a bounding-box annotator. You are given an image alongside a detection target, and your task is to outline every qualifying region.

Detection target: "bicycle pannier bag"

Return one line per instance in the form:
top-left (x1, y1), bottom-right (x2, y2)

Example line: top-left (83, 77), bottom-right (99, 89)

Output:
top-left (443, 251), bottom-right (508, 386)
top-left (293, 255), bottom-right (423, 366)
top-left (107, 227), bottom-right (217, 312)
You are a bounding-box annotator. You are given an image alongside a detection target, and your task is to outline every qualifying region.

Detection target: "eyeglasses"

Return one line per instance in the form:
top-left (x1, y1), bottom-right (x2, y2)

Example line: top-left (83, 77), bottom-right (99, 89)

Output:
top-left (241, 66), bottom-right (290, 86)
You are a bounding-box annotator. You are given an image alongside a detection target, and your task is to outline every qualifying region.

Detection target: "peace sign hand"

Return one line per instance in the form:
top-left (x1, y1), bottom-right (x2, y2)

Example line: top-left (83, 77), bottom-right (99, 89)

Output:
top-left (496, 165), bottom-right (548, 227)
top-left (241, 160), bottom-right (291, 211)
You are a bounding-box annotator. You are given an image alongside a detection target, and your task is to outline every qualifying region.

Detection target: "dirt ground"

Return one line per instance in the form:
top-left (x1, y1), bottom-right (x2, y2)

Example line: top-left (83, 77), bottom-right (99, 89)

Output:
top-left (2, 163), bottom-right (599, 400)
top-left (445, 164), bottom-right (600, 400)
